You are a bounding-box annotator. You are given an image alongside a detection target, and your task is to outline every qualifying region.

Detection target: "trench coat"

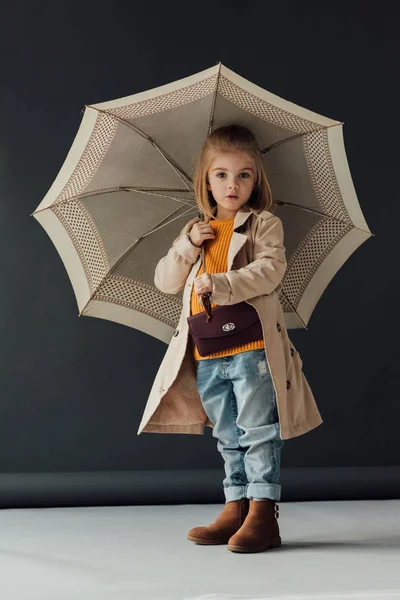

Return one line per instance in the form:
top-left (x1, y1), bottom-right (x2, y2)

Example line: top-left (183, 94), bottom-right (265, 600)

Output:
top-left (137, 207), bottom-right (323, 440)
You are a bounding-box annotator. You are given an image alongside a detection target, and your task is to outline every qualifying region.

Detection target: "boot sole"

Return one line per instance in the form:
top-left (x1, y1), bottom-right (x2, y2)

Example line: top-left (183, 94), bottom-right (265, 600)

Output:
top-left (187, 535), bottom-right (229, 545)
top-left (227, 536), bottom-right (282, 553)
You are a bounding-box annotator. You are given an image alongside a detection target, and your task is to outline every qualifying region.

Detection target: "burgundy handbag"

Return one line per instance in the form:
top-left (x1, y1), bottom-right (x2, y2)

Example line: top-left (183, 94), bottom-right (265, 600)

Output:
top-left (187, 245), bottom-right (263, 357)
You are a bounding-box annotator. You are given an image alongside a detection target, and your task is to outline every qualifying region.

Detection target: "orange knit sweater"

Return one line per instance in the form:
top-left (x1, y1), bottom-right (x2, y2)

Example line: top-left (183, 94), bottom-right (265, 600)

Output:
top-left (190, 216), bottom-right (264, 361)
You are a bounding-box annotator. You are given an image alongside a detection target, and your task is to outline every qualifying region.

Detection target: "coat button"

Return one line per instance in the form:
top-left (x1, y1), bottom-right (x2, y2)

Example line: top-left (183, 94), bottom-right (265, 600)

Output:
top-left (277, 323), bottom-right (281, 332)
top-left (173, 329), bottom-right (179, 337)
top-left (286, 381), bottom-right (291, 390)
top-left (290, 347), bottom-right (295, 357)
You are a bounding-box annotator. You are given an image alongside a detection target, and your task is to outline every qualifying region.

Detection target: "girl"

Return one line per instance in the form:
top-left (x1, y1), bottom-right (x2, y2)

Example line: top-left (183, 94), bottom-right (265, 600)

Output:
top-left (140, 124), bottom-right (323, 554)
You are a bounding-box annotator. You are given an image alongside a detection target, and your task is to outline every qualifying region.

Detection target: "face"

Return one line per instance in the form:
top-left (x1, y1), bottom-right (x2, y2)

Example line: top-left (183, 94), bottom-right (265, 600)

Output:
top-left (206, 151), bottom-right (256, 220)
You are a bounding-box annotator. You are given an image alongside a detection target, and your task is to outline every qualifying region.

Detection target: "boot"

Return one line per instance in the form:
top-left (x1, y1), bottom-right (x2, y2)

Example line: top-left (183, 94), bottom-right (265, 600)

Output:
top-left (187, 498), bottom-right (249, 545)
top-left (227, 499), bottom-right (282, 553)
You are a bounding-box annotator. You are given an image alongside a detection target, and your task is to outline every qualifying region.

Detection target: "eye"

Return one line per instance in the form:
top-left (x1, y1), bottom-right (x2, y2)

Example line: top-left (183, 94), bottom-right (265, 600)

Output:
top-left (216, 172), bottom-right (250, 178)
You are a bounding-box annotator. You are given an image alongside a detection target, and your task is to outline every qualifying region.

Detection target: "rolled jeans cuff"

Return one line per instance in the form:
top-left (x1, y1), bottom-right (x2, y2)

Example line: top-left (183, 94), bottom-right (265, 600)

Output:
top-left (224, 485), bottom-right (248, 503)
top-left (223, 483), bottom-right (281, 503)
top-left (246, 483), bottom-right (281, 501)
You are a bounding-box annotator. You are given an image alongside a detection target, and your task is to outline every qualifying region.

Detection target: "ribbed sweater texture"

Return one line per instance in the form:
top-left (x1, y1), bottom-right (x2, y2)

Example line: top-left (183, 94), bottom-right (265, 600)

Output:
top-left (190, 216), bottom-right (264, 361)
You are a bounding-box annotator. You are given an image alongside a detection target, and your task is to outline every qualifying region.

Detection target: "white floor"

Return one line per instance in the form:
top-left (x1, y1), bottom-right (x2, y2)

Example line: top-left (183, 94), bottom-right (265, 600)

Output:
top-left (0, 500), bottom-right (399, 600)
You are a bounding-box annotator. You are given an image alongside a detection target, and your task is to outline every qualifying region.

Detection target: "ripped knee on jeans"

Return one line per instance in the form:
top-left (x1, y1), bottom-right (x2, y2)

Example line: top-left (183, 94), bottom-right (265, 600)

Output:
top-left (257, 358), bottom-right (268, 376)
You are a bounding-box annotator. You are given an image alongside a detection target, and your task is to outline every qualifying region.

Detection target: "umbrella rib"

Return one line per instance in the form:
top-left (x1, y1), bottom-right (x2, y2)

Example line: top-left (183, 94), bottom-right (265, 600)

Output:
top-left (260, 122), bottom-right (344, 154)
top-left (85, 105), bottom-right (195, 195)
top-left (139, 205), bottom-right (199, 239)
top-left (207, 61), bottom-right (222, 136)
top-left (79, 203), bottom-right (198, 316)
top-left (275, 199), bottom-right (348, 223)
top-left (275, 199), bottom-right (372, 236)
top-left (279, 291), bottom-right (308, 330)
top-left (32, 187), bottom-right (196, 215)
top-left (122, 187), bottom-right (195, 207)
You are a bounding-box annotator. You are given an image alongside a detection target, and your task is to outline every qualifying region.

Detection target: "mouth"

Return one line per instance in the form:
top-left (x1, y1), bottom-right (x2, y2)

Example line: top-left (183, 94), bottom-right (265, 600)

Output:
top-left (226, 195), bottom-right (238, 199)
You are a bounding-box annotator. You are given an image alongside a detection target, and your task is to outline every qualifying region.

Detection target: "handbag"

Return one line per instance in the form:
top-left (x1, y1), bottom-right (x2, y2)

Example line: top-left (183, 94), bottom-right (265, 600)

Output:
top-left (187, 244), bottom-right (263, 357)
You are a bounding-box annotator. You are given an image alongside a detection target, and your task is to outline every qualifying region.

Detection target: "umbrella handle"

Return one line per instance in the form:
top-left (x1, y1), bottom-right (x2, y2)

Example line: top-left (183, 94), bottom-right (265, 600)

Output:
top-left (197, 230), bottom-right (213, 322)
top-left (201, 292), bottom-right (213, 322)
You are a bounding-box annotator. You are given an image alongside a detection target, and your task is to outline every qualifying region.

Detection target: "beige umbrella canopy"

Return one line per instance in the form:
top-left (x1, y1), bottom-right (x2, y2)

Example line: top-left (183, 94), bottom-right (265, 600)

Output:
top-left (31, 62), bottom-right (372, 342)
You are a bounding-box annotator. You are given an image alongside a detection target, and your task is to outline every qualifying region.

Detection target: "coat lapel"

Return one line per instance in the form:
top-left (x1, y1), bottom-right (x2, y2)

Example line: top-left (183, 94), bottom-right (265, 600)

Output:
top-left (186, 208), bottom-right (253, 289)
top-left (227, 208), bottom-right (253, 271)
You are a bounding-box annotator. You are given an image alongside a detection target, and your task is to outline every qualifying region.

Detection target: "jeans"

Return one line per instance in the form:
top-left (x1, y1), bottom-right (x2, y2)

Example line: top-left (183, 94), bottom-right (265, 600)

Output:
top-left (196, 348), bottom-right (284, 503)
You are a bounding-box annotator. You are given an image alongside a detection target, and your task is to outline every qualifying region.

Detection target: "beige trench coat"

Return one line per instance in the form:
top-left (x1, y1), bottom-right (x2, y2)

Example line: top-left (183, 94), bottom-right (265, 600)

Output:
top-left (137, 207), bottom-right (323, 440)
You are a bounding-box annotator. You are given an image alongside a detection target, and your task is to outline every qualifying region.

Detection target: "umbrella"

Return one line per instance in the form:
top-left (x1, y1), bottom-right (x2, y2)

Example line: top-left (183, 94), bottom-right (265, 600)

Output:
top-left (31, 62), bottom-right (372, 340)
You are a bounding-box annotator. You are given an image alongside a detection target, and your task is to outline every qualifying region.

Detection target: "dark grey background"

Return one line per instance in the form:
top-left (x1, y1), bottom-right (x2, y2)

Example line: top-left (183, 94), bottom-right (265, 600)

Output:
top-left (1, 0), bottom-right (399, 504)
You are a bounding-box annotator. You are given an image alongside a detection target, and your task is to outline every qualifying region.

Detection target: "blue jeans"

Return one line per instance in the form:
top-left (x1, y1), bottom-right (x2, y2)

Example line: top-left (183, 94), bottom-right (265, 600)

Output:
top-left (196, 348), bottom-right (284, 503)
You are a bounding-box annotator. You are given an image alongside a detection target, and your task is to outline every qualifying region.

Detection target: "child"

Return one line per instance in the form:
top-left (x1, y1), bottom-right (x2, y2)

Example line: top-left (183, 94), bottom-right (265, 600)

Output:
top-left (141, 124), bottom-right (323, 554)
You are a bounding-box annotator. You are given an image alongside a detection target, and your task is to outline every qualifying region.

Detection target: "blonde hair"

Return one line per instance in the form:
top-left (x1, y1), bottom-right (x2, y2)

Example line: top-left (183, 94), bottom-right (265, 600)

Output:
top-left (193, 124), bottom-right (275, 219)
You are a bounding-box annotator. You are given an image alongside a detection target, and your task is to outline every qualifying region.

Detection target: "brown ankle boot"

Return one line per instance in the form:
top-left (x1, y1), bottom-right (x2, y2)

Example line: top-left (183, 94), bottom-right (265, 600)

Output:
top-left (187, 498), bottom-right (249, 545)
top-left (227, 499), bottom-right (282, 553)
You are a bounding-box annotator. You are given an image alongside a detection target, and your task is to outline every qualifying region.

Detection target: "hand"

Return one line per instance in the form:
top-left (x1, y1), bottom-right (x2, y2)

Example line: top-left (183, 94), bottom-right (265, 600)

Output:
top-left (194, 272), bottom-right (213, 295)
top-left (189, 218), bottom-right (216, 247)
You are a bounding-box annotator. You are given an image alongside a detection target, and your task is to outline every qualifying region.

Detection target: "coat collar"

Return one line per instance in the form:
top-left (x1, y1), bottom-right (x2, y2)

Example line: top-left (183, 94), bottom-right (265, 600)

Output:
top-left (208, 206), bottom-right (255, 272)
top-left (209, 206), bottom-right (254, 231)
top-left (184, 207), bottom-right (256, 282)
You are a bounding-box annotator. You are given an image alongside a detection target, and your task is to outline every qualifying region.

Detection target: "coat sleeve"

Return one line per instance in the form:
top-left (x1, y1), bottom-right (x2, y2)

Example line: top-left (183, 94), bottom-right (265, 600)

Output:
top-left (210, 215), bottom-right (287, 305)
top-left (154, 217), bottom-right (202, 294)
